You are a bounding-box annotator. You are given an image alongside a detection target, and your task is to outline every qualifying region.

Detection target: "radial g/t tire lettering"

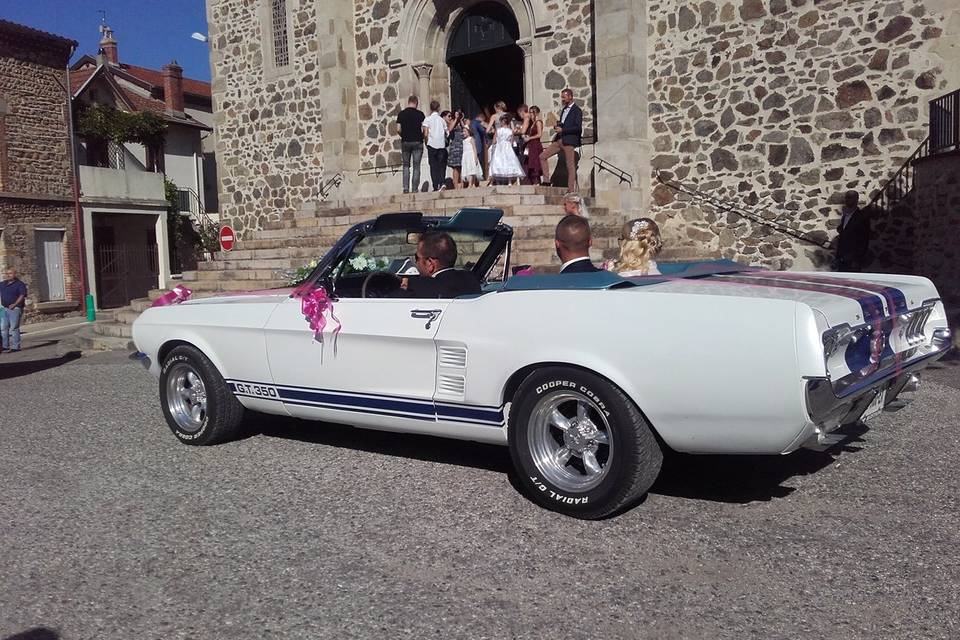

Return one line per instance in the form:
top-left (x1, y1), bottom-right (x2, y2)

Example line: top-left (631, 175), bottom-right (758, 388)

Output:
top-left (508, 367), bottom-right (663, 519)
top-left (159, 345), bottom-right (245, 446)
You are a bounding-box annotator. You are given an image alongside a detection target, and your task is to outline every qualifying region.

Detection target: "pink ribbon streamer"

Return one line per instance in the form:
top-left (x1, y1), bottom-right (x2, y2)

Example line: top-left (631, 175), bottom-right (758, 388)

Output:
top-left (298, 287), bottom-right (342, 351)
top-left (151, 285), bottom-right (193, 308)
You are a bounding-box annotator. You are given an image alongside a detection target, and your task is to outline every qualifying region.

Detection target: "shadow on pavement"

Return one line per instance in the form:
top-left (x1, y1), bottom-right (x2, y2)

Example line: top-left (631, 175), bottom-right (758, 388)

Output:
top-left (0, 352), bottom-right (82, 380)
top-left (651, 422), bottom-right (870, 503)
top-left (252, 415), bottom-right (513, 474)
top-left (2, 628), bottom-right (60, 640)
top-left (254, 414), bottom-right (872, 505)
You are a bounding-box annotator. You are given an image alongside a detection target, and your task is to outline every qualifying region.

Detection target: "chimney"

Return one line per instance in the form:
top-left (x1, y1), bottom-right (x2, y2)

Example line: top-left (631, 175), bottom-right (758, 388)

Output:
top-left (162, 61), bottom-right (185, 113)
top-left (99, 25), bottom-right (118, 65)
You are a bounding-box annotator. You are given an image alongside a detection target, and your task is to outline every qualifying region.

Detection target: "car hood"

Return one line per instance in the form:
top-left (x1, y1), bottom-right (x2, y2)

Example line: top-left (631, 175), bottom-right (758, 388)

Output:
top-left (176, 288), bottom-right (295, 307)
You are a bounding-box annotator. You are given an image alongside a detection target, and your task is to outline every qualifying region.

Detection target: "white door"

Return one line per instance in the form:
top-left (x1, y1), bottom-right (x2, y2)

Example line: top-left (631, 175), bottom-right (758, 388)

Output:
top-left (263, 296), bottom-right (450, 429)
top-left (37, 230), bottom-right (65, 301)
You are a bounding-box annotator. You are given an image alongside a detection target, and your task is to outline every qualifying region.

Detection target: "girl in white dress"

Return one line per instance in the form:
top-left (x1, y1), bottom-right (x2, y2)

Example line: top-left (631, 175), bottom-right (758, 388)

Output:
top-left (460, 121), bottom-right (482, 187)
top-left (604, 218), bottom-right (663, 277)
top-left (488, 114), bottom-right (526, 185)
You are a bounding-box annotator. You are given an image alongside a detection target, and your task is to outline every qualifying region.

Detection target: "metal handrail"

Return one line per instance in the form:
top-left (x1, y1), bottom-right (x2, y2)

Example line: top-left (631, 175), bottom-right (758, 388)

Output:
top-left (592, 155), bottom-right (633, 185)
top-left (178, 186), bottom-right (218, 230)
top-left (318, 172), bottom-right (344, 200)
top-left (358, 163), bottom-right (404, 177)
top-left (930, 88), bottom-right (960, 154)
top-left (866, 137), bottom-right (929, 216)
top-left (655, 171), bottom-right (831, 249)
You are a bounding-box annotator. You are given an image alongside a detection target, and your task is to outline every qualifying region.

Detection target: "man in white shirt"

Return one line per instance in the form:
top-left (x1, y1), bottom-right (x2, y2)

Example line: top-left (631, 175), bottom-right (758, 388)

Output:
top-left (422, 100), bottom-right (449, 191)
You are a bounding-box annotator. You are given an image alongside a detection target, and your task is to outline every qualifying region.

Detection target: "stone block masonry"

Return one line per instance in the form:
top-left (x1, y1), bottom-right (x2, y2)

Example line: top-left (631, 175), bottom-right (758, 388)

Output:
top-left (647, 0), bottom-right (960, 270)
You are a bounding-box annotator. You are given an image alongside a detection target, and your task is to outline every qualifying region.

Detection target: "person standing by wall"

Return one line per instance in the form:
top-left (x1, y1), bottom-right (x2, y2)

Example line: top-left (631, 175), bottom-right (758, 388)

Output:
top-left (397, 96), bottom-right (426, 194)
top-left (834, 191), bottom-right (871, 272)
top-left (0, 267), bottom-right (27, 353)
top-left (423, 101), bottom-right (449, 191)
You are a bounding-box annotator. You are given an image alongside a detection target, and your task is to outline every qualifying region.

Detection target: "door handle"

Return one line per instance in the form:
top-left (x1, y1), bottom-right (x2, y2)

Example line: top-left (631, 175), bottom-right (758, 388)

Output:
top-left (411, 309), bottom-right (442, 330)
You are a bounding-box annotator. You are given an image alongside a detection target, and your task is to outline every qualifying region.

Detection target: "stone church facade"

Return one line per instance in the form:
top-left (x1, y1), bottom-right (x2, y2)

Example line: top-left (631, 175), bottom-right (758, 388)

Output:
top-left (206, 0), bottom-right (960, 269)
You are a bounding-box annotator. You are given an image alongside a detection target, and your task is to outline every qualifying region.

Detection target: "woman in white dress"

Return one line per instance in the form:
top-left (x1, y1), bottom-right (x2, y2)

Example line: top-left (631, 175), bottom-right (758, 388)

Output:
top-left (487, 114), bottom-right (526, 185)
top-left (460, 121), bottom-right (482, 187)
top-left (604, 217), bottom-right (663, 277)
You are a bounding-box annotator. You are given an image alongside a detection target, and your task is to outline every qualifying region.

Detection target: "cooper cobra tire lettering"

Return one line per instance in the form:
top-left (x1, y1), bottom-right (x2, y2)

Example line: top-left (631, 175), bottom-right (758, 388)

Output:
top-left (510, 367), bottom-right (663, 520)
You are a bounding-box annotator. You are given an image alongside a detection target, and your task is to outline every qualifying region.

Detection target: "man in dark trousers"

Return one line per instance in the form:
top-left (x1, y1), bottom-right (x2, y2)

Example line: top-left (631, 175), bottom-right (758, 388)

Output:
top-left (539, 89), bottom-right (583, 192)
top-left (556, 215), bottom-right (600, 274)
top-left (835, 191), bottom-right (871, 272)
top-left (422, 100), bottom-right (449, 191)
top-left (397, 96), bottom-right (425, 194)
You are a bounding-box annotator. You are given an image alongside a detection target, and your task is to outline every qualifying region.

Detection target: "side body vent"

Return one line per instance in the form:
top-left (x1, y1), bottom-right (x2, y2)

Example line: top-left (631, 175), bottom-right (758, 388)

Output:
top-left (439, 346), bottom-right (468, 368)
top-left (436, 343), bottom-right (468, 401)
top-left (438, 374), bottom-right (466, 396)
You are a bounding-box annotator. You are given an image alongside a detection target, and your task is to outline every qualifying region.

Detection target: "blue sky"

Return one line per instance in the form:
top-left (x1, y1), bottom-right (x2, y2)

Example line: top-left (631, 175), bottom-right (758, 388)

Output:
top-left (3, 0), bottom-right (212, 81)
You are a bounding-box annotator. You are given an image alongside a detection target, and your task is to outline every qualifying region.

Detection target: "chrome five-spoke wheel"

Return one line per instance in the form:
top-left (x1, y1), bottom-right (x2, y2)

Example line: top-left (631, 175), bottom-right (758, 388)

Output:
top-left (528, 391), bottom-right (614, 492)
top-left (165, 363), bottom-right (208, 433)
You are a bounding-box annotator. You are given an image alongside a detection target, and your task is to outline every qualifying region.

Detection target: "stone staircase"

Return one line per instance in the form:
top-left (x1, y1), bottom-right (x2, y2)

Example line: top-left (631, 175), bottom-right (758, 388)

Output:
top-left (79, 185), bottom-right (710, 350)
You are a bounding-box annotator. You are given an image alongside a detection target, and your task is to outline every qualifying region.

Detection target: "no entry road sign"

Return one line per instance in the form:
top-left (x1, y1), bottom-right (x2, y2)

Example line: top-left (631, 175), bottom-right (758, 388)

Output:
top-left (219, 225), bottom-right (236, 252)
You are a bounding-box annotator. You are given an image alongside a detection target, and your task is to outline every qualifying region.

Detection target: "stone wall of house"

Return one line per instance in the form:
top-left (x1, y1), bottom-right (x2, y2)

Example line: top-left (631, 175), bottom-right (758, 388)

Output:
top-left (646, 0), bottom-right (960, 270)
top-left (912, 152), bottom-right (960, 302)
top-left (207, 0), bottom-right (327, 236)
top-left (0, 199), bottom-right (80, 306)
top-left (0, 36), bottom-right (73, 198)
top-left (352, 0), bottom-right (596, 172)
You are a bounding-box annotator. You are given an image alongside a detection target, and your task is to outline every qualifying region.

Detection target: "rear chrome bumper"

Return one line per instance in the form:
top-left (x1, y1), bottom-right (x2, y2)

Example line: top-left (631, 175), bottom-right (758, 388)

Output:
top-left (805, 334), bottom-right (952, 433)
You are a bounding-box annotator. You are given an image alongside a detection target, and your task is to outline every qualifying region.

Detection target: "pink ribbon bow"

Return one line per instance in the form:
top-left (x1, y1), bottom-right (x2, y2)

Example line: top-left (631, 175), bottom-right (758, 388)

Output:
top-left (151, 285), bottom-right (193, 308)
top-left (299, 287), bottom-right (342, 349)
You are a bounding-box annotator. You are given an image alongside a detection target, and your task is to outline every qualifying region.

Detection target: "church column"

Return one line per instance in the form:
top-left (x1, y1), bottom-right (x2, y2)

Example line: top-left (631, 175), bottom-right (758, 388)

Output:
top-left (316, 0), bottom-right (360, 184)
top-left (518, 39), bottom-right (534, 104)
top-left (593, 0), bottom-right (651, 214)
top-left (413, 63), bottom-right (433, 103)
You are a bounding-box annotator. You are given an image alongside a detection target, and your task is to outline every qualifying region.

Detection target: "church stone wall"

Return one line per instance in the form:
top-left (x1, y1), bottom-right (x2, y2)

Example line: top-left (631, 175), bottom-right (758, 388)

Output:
top-left (207, 0), bottom-right (326, 235)
top-left (646, 0), bottom-right (959, 270)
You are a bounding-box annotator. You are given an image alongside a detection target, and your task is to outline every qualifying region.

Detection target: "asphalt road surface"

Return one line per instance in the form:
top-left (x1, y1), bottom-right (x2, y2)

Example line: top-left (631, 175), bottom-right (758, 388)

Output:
top-left (1, 326), bottom-right (959, 640)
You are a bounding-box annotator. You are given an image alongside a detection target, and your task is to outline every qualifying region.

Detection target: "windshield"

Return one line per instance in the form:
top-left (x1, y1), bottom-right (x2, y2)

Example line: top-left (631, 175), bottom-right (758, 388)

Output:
top-left (334, 229), bottom-right (499, 279)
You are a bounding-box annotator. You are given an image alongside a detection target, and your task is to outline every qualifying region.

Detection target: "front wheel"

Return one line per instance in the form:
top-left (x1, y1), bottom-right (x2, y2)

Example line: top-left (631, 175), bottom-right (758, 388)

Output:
top-left (159, 345), bottom-right (245, 445)
top-left (508, 367), bottom-right (663, 519)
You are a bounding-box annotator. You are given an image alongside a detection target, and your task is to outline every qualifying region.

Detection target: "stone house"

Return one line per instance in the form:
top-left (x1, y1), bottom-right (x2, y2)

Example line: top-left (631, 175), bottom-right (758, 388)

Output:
top-left (69, 25), bottom-right (215, 309)
top-left (0, 19), bottom-right (82, 318)
top-left (206, 0), bottom-right (960, 272)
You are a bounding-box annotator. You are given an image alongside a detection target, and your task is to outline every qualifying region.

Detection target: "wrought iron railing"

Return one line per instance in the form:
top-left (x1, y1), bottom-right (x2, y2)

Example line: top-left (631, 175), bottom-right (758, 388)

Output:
top-left (866, 137), bottom-right (930, 217)
top-left (930, 88), bottom-right (960, 154)
top-left (357, 163), bottom-right (404, 177)
top-left (591, 155), bottom-right (633, 186)
top-left (655, 171), bottom-right (831, 249)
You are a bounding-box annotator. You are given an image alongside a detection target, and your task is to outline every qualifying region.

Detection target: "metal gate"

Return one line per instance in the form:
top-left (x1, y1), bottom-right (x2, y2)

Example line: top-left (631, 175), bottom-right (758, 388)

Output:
top-left (94, 243), bottom-right (159, 308)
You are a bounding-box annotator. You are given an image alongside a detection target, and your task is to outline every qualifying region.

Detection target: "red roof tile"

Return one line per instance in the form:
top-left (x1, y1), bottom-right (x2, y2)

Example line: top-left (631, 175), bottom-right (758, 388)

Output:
top-left (120, 63), bottom-right (211, 99)
top-left (69, 67), bottom-right (98, 94)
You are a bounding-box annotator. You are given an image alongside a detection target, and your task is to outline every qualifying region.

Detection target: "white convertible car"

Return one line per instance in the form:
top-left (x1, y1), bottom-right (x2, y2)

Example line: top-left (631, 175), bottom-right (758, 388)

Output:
top-left (133, 209), bottom-right (953, 519)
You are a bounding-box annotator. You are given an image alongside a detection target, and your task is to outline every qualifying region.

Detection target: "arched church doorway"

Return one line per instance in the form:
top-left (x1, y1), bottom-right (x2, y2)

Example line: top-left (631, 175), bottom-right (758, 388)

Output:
top-left (447, 2), bottom-right (524, 117)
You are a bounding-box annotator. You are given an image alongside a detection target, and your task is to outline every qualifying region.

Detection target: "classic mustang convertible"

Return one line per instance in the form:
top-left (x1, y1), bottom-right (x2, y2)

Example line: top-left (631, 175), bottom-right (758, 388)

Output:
top-left (133, 209), bottom-right (953, 518)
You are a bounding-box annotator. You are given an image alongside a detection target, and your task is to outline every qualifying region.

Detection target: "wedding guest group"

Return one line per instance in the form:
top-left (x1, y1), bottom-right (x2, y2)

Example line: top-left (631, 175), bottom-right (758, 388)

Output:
top-left (396, 89), bottom-right (580, 193)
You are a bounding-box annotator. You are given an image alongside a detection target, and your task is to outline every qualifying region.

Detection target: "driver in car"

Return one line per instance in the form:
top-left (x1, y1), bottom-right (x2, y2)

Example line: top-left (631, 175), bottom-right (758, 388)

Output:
top-left (405, 231), bottom-right (482, 298)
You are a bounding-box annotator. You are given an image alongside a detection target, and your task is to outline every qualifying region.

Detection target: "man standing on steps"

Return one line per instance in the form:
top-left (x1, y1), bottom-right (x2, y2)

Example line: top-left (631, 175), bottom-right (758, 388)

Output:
top-left (540, 89), bottom-right (582, 192)
top-left (397, 96), bottom-right (426, 194)
top-left (423, 100), bottom-right (449, 191)
top-left (0, 267), bottom-right (27, 353)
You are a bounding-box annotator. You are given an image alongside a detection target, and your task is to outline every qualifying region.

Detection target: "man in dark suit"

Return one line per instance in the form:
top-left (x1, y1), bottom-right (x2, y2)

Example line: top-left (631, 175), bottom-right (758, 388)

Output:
top-left (556, 215), bottom-right (600, 274)
top-left (407, 231), bottom-right (482, 298)
top-left (835, 191), bottom-right (871, 272)
top-left (539, 89), bottom-right (583, 192)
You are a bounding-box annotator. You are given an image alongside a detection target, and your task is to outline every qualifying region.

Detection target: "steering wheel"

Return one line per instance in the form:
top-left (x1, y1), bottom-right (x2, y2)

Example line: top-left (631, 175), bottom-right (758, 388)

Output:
top-left (361, 271), bottom-right (403, 298)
